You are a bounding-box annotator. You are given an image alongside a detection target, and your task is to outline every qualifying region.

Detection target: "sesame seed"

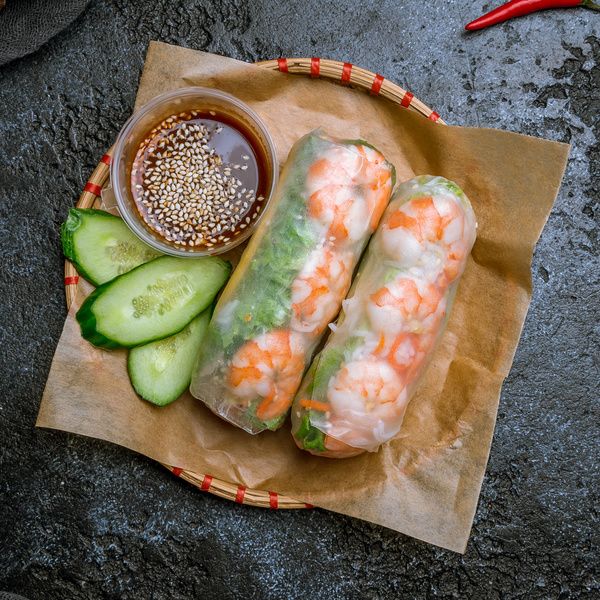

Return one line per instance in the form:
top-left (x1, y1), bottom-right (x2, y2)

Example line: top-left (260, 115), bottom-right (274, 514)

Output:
top-left (131, 111), bottom-right (260, 249)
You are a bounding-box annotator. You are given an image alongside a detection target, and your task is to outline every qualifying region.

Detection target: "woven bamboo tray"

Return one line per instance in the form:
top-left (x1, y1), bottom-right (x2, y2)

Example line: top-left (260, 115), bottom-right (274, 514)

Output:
top-left (64, 57), bottom-right (444, 509)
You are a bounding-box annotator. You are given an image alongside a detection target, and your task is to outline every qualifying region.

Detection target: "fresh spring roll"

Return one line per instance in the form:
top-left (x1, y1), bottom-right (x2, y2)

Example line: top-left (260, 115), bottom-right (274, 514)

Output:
top-left (291, 175), bottom-right (477, 458)
top-left (190, 129), bottom-right (395, 433)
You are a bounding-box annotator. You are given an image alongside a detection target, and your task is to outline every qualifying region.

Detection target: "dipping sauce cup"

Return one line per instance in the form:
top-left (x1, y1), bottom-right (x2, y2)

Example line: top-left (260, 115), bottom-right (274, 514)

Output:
top-left (104, 87), bottom-right (279, 257)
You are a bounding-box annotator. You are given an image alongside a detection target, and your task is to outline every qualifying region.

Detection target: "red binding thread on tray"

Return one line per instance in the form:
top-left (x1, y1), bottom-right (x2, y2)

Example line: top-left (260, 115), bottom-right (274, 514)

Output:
top-left (370, 74), bottom-right (384, 95)
top-left (64, 276), bottom-right (79, 285)
top-left (311, 57), bottom-right (320, 78)
top-left (269, 492), bottom-right (278, 509)
top-left (172, 467), bottom-right (183, 477)
top-left (235, 486), bottom-right (246, 503)
top-left (277, 58), bottom-right (289, 73)
top-left (401, 92), bottom-right (414, 108)
top-left (101, 154), bottom-right (112, 166)
top-left (201, 475), bottom-right (213, 491)
top-left (428, 111), bottom-right (440, 122)
top-left (84, 182), bottom-right (103, 196)
top-left (341, 62), bottom-right (352, 84)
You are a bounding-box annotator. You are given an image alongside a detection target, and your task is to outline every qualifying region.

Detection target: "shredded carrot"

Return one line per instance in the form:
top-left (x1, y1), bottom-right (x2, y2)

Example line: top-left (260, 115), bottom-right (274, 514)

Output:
top-left (373, 332), bottom-right (386, 355)
top-left (256, 385), bottom-right (277, 421)
top-left (299, 399), bottom-right (332, 412)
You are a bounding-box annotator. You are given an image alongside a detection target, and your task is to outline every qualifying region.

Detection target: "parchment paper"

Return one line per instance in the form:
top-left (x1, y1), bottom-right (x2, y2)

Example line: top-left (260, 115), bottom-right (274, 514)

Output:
top-left (37, 42), bottom-right (570, 553)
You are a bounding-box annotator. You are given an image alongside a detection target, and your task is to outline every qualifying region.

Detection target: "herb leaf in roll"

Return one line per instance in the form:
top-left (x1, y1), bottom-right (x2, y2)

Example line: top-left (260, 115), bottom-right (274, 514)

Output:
top-left (190, 128), bottom-right (395, 433)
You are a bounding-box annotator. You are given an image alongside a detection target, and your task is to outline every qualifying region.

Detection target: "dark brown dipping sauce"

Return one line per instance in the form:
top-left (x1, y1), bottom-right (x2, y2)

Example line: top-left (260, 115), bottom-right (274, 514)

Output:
top-left (131, 109), bottom-right (270, 249)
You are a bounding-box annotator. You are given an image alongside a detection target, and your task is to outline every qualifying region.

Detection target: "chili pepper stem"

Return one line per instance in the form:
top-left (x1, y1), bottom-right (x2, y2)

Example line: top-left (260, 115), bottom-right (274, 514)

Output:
top-left (580, 0), bottom-right (600, 9)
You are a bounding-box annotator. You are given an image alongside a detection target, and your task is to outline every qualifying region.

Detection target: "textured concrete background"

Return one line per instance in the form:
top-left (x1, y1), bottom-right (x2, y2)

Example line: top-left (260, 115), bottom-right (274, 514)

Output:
top-left (1, 0), bottom-right (599, 598)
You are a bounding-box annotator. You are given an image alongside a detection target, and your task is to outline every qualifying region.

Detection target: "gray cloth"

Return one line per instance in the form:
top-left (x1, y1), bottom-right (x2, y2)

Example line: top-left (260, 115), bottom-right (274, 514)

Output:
top-left (0, 0), bottom-right (90, 67)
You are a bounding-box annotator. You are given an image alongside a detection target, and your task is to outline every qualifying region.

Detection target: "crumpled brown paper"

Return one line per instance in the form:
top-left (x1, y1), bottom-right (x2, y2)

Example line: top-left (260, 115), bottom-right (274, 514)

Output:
top-left (37, 41), bottom-right (570, 553)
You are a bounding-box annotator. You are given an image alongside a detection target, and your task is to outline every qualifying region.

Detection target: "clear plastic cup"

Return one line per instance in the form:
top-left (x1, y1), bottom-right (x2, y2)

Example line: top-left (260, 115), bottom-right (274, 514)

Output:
top-left (102, 87), bottom-right (279, 257)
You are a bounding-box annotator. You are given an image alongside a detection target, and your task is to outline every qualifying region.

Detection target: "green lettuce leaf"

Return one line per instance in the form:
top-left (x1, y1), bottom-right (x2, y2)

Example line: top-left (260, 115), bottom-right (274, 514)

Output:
top-left (213, 138), bottom-right (322, 356)
top-left (295, 414), bottom-right (327, 453)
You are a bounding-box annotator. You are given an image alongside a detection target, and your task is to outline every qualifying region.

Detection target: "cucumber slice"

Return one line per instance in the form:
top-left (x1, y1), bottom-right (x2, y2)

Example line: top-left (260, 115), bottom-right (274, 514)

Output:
top-left (76, 255), bottom-right (231, 349)
top-left (128, 309), bottom-right (211, 406)
top-left (62, 208), bottom-right (162, 285)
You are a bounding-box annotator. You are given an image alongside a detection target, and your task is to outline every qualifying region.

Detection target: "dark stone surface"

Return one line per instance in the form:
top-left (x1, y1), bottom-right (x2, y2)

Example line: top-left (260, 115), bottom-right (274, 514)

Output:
top-left (1, 0), bottom-right (599, 598)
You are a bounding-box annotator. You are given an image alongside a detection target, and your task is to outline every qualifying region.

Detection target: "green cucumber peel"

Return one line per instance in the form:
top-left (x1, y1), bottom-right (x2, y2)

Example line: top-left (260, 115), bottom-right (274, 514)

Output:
top-left (61, 207), bottom-right (161, 286)
top-left (76, 284), bottom-right (122, 349)
top-left (61, 208), bottom-right (81, 262)
top-left (128, 309), bottom-right (211, 406)
top-left (61, 208), bottom-right (100, 285)
top-left (76, 255), bottom-right (231, 349)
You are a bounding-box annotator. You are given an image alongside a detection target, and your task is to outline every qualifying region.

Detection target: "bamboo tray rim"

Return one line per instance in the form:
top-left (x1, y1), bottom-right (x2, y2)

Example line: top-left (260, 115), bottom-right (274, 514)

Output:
top-left (64, 56), bottom-right (445, 510)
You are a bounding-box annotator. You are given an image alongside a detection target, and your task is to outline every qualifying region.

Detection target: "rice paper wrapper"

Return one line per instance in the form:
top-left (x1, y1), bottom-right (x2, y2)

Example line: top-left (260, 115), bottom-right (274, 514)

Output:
top-left (37, 42), bottom-right (570, 553)
top-left (190, 128), bottom-right (394, 434)
top-left (292, 176), bottom-right (478, 456)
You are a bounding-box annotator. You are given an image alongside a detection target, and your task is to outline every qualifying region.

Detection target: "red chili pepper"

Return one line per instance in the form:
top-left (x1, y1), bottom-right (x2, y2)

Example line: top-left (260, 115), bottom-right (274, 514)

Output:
top-left (465, 0), bottom-right (600, 30)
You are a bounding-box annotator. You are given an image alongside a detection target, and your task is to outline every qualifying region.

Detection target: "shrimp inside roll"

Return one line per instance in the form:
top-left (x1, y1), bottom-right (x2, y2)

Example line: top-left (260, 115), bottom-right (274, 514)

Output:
top-left (292, 175), bottom-right (477, 457)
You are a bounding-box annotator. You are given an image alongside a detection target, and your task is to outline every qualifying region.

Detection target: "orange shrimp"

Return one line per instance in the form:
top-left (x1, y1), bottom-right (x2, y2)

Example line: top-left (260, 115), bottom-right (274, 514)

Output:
top-left (307, 184), bottom-right (368, 242)
top-left (368, 318), bottom-right (434, 380)
top-left (320, 435), bottom-right (365, 459)
top-left (355, 144), bottom-right (394, 230)
top-left (367, 277), bottom-right (446, 339)
top-left (370, 278), bottom-right (441, 319)
top-left (382, 195), bottom-right (470, 282)
top-left (227, 330), bottom-right (306, 422)
top-left (387, 196), bottom-right (459, 242)
top-left (325, 358), bottom-right (408, 449)
top-left (306, 147), bottom-right (363, 191)
top-left (306, 144), bottom-right (392, 243)
top-left (291, 247), bottom-right (353, 335)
